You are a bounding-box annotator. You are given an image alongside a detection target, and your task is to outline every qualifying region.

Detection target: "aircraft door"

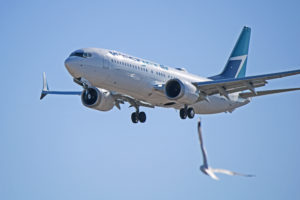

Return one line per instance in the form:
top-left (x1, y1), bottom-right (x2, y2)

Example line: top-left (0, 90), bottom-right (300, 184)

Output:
top-left (101, 56), bottom-right (112, 84)
top-left (103, 56), bottom-right (110, 70)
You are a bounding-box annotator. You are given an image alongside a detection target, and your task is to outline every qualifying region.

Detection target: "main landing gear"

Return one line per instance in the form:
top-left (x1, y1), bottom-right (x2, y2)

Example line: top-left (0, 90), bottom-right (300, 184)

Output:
top-left (131, 107), bottom-right (146, 124)
top-left (179, 106), bottom-right (195, 120)
top-left (130, 106), bottom-right (194, 123)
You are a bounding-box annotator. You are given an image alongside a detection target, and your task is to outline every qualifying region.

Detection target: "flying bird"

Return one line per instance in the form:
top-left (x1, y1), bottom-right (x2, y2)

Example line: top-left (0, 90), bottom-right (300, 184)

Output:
top-left (197, 119), bottom-right (255, 180)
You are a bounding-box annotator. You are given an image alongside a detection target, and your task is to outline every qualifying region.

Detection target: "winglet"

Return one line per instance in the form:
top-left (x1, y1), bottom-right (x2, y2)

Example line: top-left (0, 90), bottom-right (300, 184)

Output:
top-left (40, 72), bottom-right (49, 100)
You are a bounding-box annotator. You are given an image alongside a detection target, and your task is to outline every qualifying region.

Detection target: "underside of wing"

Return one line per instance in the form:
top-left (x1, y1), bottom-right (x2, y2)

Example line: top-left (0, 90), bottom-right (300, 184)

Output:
top-left (111, 93), bottom-right (155, 109)
top-left (212, 168), bottom-right (255, 177)
top-left (239, 88), bottom-right (300, 98)
top-left (40, 90), bottom-right (82, 99)
top-left (40, 72), bottom-right (155, 110)
top-left (193, 69), bottom-right (300, 98)
top-left (40, 72), bottom-right (82, 100)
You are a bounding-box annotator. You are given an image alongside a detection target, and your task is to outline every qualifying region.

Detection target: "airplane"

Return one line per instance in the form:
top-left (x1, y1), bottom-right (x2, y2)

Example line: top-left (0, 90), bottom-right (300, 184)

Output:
top-left (40, 26), bottom-right (300, 124)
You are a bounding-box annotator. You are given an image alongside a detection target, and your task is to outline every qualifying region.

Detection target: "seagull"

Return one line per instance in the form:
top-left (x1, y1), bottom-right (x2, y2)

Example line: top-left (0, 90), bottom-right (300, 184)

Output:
top-left (197, 118), bottom-right (255, 180)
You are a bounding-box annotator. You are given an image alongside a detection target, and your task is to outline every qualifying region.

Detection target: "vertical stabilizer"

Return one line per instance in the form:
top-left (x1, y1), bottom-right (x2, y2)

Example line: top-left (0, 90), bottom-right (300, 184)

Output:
top-left (210, 26), bottom-right (251, 80)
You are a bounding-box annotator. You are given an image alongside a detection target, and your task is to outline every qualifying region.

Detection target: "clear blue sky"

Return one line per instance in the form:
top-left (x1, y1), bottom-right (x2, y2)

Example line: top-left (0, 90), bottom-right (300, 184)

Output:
top-left (1, 0), bottom-right (300, 199)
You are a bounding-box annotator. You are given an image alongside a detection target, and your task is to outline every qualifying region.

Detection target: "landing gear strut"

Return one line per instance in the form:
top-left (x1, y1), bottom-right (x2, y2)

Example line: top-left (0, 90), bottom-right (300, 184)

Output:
top-left (131, 107), bottom-right (146, 123)
top-left (180, 106), bottom-right (195, 120)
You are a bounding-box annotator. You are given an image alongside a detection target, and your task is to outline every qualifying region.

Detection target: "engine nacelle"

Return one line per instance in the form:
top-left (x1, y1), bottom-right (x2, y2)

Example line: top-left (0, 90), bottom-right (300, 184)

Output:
top-left (164, 78), bottom-right (199, 105)
top-left (81, 87), bottom-right (114, 111)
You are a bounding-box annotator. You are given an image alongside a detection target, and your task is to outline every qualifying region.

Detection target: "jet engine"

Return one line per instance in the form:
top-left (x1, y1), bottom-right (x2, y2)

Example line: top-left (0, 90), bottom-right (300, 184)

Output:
top-left (81, 87), bottom-right (115, 111)
top-left (164, 78), bottom-right (199, 104)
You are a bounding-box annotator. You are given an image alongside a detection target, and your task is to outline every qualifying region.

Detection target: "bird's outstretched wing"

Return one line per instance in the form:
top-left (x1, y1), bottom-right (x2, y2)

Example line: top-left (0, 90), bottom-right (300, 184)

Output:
top-left (197, 118), bottom-right (255, 180)
top-left (197, 119), bottom-right (208, 166)
top-left (212, 168), bottom-right (255, 177)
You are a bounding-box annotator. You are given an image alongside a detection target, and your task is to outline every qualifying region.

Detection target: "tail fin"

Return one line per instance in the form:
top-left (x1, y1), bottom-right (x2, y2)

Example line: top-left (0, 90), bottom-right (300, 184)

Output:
top-left (210, 26), bottom-right (251, 80)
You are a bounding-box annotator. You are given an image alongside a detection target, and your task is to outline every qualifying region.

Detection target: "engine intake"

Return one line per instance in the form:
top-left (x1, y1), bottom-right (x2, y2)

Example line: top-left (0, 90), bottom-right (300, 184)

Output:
top-left (81, 87), bottom-right (99, 106)
top-left (81, 87), bottom-right (114, 111)
top-left (165, 79), bottom-right (184, 99)
top-left (164, 79), bottom-right (199, 104)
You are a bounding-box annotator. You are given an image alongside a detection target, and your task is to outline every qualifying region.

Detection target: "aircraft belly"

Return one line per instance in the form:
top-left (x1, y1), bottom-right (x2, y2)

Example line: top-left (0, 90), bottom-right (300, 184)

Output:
top-left (88, 69), bottom-right (249, 112)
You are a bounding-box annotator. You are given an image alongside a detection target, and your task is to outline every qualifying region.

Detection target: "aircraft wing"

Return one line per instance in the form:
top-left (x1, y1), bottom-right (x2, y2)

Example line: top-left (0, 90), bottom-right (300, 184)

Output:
top-left (192, 69), bottom-right (300, 98)
top-left (40, 72), bottom-right (81, 99)
top-left (111, 93), bottom-right (155, 109)
top-left (239, 88), bottom-right (300, 98)
top-left (40, 72), bottom-right (154, 110)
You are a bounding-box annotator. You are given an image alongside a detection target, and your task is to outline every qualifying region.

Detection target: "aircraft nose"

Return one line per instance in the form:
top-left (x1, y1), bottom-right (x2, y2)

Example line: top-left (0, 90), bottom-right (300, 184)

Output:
top-left (64, 57), bottom-right (72, 71)
top-left (64, 57), bottom-right (78, 77)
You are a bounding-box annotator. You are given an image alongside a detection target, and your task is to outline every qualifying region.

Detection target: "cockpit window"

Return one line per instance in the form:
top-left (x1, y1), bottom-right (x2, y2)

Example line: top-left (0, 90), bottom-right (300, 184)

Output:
top-left (83, 52), bottom-right (92, 58)
top-left (70, 51), bottom-right (92, 58)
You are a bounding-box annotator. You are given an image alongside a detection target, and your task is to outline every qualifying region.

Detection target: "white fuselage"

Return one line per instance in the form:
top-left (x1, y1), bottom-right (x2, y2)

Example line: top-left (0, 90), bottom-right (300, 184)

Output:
top-left (64, 48), bottom-right (250, 114)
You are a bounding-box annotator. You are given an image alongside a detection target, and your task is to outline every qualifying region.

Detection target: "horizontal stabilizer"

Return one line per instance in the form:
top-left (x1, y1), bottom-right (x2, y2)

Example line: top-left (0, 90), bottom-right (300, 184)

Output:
top-left (239, 88), bottom-right (300, 98)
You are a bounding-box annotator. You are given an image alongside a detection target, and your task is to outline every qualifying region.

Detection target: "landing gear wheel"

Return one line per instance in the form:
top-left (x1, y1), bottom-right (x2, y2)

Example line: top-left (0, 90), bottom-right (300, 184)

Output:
top-left (131, 112), bottom-right (139, 123)
top-left (187, 107), bottom-right (195, 119)
top-left (180, 108), bottom-right (187, 119)
top-left (138, 112), bottom-right (146, 123)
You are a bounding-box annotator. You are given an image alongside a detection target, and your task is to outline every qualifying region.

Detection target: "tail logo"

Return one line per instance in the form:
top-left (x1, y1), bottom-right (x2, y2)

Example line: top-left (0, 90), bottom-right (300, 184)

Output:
top-left (227, 55), bottom-right (247, 78)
